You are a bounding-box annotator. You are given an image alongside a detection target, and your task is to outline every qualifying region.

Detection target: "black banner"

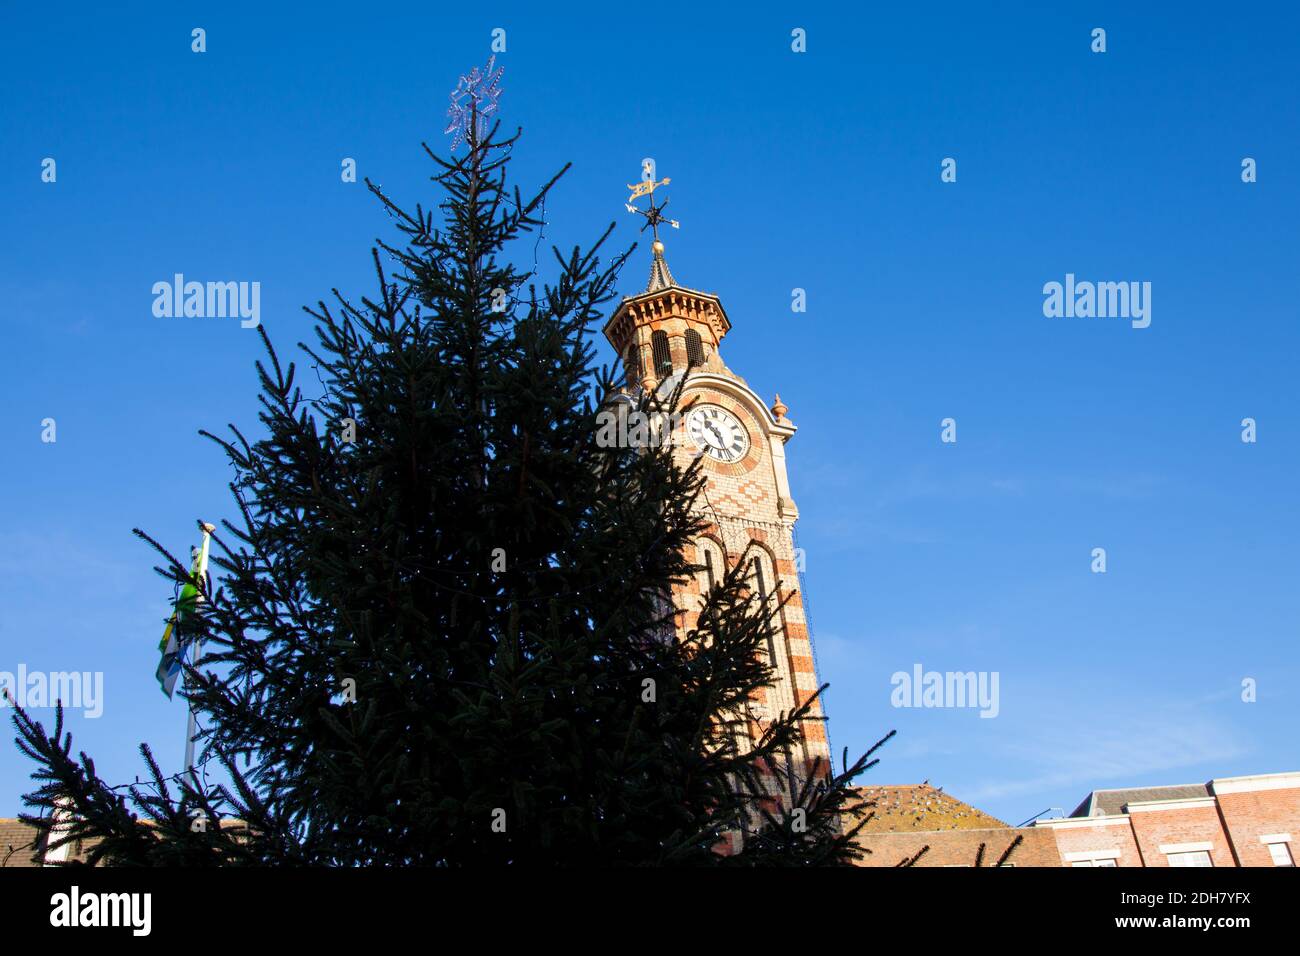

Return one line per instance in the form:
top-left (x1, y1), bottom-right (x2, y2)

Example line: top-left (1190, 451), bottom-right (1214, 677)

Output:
top-left (0, 866), bottom-right (1286, 942)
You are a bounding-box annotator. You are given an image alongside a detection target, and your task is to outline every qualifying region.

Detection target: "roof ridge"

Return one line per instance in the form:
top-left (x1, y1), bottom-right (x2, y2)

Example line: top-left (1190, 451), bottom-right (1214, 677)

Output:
top-left (1093, 782), bottom-right (1207, 794)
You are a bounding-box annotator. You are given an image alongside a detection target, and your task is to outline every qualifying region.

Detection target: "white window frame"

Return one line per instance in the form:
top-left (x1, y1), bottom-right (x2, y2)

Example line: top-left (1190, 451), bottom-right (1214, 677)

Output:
top-left (1158, 841), bottom-right (1214, 854)
top-left (1262, 838), bottom-right (1294, 867)
top-left (1063, 849), bottom-right (1122, 866)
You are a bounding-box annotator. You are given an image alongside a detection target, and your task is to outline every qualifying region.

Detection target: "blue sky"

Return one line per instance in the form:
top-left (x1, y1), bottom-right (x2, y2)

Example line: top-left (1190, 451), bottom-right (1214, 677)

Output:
top-left (2, 2), bottom-right (1296, 828)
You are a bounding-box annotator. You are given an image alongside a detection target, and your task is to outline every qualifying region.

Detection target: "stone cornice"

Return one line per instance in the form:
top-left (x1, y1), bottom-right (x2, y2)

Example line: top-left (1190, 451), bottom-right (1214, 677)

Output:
top-left (603, 286), bottom-right (732, 353)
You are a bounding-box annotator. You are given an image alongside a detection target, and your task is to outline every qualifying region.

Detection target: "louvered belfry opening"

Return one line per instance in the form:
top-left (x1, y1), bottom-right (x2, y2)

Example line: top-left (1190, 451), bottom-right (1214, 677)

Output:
top-left (651, 330), bottom-right (672, 377)
top-left (685, 329), bottom-right (704, 368)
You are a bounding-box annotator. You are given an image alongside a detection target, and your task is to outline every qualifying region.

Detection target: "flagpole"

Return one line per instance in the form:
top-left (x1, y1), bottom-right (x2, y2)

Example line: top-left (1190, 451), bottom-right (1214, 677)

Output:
top-left (182, 522), bottom-right (215, 790)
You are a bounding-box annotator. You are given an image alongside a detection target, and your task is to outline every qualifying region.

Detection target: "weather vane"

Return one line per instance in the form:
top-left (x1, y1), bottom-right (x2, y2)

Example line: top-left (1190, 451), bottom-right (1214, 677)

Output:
top-left (445, 55), bottom-right (505, 150)
top-left (625, 171), bottom-right (680, 245)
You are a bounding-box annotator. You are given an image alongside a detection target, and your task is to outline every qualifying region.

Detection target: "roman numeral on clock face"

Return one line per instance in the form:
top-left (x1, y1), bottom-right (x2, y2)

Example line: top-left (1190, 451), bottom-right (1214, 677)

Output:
top-left (685, 403), bottom-right (749, 462)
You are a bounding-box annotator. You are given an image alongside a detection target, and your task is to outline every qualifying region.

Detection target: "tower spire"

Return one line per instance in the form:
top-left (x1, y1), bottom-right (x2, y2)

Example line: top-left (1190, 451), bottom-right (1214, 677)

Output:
top-left (646, 240), bottom-right (675, 292)
top-left (625, 170), bottom-right (680, 292)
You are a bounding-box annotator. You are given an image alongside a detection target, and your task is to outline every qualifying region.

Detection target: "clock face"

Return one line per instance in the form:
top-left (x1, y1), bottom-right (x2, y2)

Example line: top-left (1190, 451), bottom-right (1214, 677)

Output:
top-left (686, 404), bottom-right (750, 462)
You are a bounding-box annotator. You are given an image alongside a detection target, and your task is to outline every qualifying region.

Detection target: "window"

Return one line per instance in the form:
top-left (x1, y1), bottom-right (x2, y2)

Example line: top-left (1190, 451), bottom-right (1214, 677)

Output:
top-left (685, 329), bottom-right (705, 367)
top-left (748, 553), bottom-right (779, 666)
top-left (1267, 842), bottom-right (1294, 867)
top-left (696, 539), bottom-right (725, 604)
top-left (746, 547), bottom-right (807, 771)
top-left (1166, 850), bottom-right (1213, 867)
top-left (1065, 850), bottom-right (1121, 866)
top-left (651, 331), bottom-right (671, 377)
top-left (694, 538), bottom-right (726, 649)
top-left (625, 342), bottom-right (642, 387)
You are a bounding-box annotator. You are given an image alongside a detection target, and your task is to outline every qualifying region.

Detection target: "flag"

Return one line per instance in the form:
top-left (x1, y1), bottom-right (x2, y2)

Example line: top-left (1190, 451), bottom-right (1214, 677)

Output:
top-left (156, 523), bottom-right (214, 698)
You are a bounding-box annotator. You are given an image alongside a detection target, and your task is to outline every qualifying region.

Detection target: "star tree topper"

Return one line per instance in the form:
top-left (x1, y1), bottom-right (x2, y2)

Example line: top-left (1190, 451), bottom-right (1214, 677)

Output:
top-left (445, 55), bottom-right (505, 150)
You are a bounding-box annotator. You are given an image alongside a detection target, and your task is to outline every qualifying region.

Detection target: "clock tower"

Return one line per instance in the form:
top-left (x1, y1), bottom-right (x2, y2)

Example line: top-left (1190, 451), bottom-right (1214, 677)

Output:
top-left (603, 179), bottom-right (830, 787)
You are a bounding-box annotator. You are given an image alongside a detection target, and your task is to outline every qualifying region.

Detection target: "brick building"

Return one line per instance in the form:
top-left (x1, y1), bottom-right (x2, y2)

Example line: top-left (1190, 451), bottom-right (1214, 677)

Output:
top-left (847, 783), bottom-right (1061, 867)
top-left (1033, 771), bottom-right (1299, 867)
top-left (844, 772), bottom-right (1299, 867)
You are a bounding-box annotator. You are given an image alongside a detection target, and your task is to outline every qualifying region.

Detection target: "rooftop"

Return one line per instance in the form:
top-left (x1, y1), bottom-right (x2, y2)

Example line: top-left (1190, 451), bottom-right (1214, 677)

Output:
top-left (852, 784), bottom-right (1008, 833)
top-left (1070, 783), bottom-right (1211, 818)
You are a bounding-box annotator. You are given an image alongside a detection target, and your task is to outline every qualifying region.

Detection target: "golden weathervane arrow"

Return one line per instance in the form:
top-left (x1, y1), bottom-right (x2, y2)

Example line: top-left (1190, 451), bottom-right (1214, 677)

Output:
top-left (625, 174), bottom-right (679, 243)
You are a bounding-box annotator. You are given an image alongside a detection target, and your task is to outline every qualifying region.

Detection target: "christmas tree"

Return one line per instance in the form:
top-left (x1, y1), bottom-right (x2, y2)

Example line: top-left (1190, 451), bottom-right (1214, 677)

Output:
top-left (11, 86), bottom-right (886, 866)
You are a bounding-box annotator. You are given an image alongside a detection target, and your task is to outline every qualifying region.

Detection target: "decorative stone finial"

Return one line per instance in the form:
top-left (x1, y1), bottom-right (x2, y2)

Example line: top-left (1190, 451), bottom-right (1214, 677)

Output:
top-left (771, 393), bottom-right (788, 422)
